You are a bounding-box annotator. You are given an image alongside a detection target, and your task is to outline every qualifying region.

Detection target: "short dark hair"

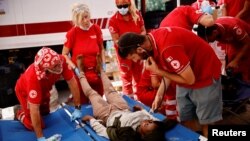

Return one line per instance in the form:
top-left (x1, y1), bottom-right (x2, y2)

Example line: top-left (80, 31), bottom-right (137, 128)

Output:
top-left (118, 32), bottom-right (145, 59)
top-left (142, 119), bottom-right (178, 141)
top-left (197, 24), bottom-right (217, 41)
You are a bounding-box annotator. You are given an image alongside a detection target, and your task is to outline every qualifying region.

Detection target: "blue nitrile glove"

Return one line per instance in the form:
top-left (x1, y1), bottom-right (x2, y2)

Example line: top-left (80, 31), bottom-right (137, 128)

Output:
top-left (102, 63), bottom-right (106, 72)
top-left (37, 137), bottom-right (46, 141)
top-left (74, 67), bottom-right (80, 76)
top-left (71, 108), bottom-right (82, 121)
top-left (47, 134), bottom-right (62, 141)
top-left (201, 5), bottom-right (213, 15)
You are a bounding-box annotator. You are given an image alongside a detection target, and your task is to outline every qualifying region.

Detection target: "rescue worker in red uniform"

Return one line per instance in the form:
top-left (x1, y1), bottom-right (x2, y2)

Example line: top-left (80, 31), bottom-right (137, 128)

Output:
top-left (136, 68), bottom-right (177, 120)
top-left (160, 5), bottom-right (215, 31)
top-left (108, 0), bottom-right (146, 98)
top-left (159, 5), bottom-right (215, 121)
top-left (63, 3), bottom-right (105, 104)
top-left (15, 47), bottom-right (81, 141)
top-left (218, 0), bottom-right (250, 24)
top-left (197, 17), bottom-right (250, 83)
top-left (117, 27), bottom-right (222, 137)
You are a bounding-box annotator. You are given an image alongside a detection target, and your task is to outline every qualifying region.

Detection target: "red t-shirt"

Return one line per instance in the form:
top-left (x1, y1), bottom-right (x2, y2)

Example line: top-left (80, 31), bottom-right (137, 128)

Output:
top-left (64, 24), bottom-right (103, 68)
top-left (137, 69), bottom-right (160, 88)
top-left (215, 17), bottom-right (250, 45)
top-left (16, 56), bottom-right (73, 105)
top-left (149, 27), bottom-right (221, 89)
top-left (223, 0), bottom-right (247, 17)
top-left (159, 6), bottom-right (203, 30)
top-left (215, 17), bottom-right (250, 61)
top-left (108, 11), bottom-right (144, 46)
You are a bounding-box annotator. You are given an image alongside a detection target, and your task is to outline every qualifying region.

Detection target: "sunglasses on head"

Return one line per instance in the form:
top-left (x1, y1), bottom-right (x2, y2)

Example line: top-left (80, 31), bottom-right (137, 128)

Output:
top-left (117, 4), bottom-right (129, 9)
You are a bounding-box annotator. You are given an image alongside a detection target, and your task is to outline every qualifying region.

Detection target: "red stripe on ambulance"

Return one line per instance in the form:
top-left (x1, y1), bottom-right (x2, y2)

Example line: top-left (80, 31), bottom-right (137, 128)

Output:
top-left (0, 18), bottom-right (109, 37)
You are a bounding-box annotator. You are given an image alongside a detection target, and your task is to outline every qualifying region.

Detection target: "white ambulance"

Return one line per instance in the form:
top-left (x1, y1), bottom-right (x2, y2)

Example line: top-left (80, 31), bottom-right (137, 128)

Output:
top-left (0, 0), bottom-right (117, 50)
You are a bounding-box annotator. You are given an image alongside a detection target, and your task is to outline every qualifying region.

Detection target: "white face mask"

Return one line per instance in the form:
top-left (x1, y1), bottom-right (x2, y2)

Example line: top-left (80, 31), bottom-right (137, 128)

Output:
top-left (118, 7), bottom-right (129, 15)
top-left (80, 23), bottom-right (92, 31)
top-left (80, 25), bottom-right (90, 31)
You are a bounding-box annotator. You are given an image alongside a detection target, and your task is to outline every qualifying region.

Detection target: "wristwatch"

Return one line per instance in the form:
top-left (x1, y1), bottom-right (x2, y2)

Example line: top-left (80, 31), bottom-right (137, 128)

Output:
top-left (75, 105), bottom-right (81, 110)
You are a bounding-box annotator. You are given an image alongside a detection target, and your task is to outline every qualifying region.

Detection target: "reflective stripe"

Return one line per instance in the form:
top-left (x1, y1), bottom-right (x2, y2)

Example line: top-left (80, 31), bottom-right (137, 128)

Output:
top-left (18, 113), bottom-right (25, 123)
top-left (162, 99), bottom-right (176, 105)
top-left (165, 109), bottom-right (177, 115)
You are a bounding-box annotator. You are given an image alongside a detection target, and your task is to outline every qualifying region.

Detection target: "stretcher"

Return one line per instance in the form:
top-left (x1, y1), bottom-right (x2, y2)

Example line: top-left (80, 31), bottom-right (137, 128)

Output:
top-left (0, 95), bottom-right (207, 141)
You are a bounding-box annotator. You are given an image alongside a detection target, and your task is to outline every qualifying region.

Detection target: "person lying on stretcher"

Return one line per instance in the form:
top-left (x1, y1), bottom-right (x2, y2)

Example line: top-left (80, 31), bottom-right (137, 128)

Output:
top-left (76, 55), bottom-right (177, 141)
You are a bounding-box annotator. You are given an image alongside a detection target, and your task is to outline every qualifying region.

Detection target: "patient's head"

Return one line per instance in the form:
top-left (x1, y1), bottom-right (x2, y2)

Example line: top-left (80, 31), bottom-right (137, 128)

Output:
top-left (137, 119), bottom-right (178, 141)
top-left (137, 119), bottom-right (158, 136)
top-left (107, 118), bottom-right (177, 141)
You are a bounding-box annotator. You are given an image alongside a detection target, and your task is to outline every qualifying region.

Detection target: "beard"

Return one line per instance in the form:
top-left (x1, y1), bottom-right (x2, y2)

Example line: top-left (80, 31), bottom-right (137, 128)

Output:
top-left (140, 50), bottom-right (153, 60)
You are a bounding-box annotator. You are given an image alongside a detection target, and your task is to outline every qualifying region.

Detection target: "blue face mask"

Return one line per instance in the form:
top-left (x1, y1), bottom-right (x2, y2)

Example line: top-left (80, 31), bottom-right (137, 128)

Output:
top-left (118, 7), bottom-right (129, 15)
top-left (201, 5), bottom-right (213, 15)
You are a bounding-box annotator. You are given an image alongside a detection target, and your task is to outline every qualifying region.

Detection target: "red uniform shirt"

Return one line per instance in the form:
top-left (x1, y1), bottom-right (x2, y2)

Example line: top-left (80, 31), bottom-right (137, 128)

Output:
top-left (64, 24), bottom-right (103, 68)
top-left (215, 17), bottom-right (250, 82)
top-left (215, 17), bottom-right (250, 45)
top-left (149, 27), bottom-right (221, 89)
top-left (108, 11), bottom-right (145, 94)
top-left (223, 0), bottom-right (247, 17)
top-left (159, 6), bottom-right (203, 30)
top-left (137, 70), bottom-right (159, 88)
top-left (108, 11), bottom-right (144, 40)
top-left (16, 56), bottom-right (73, 105)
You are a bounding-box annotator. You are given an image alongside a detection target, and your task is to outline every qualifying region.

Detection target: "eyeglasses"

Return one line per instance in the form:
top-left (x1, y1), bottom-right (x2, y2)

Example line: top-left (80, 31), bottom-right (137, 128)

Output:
top-left (116, 4), bottom-right (129, 9)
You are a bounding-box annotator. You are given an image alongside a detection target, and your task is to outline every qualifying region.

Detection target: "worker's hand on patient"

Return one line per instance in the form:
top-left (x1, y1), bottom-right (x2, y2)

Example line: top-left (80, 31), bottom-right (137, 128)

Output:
top-left (71, 109), bottom-right (82, 121)
top-left (151, 95), bottom-right (163, 113)
top-left (82, 115), bottom-right (94, 122)
top-left (37, 134), bottom-right (62, 141)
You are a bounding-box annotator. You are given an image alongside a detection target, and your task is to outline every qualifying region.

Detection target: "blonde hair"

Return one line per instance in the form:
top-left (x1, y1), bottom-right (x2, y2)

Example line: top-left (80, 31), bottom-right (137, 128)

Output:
top-left (129, 0), bottom-right (140, 24)
top-left (71, 3), bottom-right (90, 27)
top-left (116, 0), bottom-right (140, 24)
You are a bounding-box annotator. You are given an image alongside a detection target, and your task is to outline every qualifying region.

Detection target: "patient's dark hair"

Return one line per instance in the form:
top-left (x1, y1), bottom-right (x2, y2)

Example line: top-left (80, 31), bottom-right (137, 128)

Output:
top-left (197, 24), bottom-right (217, 41)
top-left (107, 118), bottom-right (177, 141)
top-left (142, 119), bottom-right (178, 141)
top-left (107, 126), bottom-right (142, 141)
